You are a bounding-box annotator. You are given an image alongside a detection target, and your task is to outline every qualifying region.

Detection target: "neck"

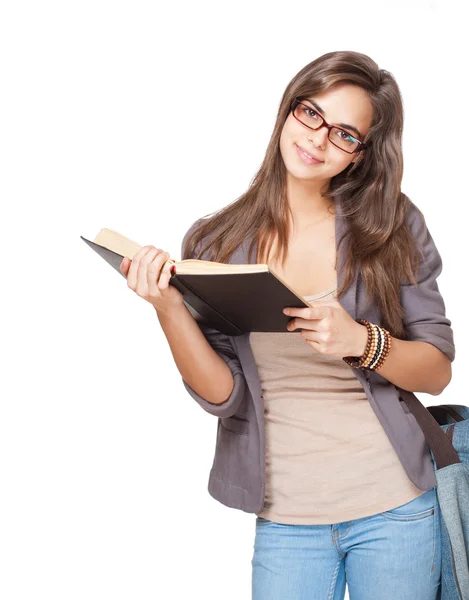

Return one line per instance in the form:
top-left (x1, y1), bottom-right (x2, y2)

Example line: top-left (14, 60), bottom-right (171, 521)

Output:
top-left (285, 175), bottom-right (335, 229)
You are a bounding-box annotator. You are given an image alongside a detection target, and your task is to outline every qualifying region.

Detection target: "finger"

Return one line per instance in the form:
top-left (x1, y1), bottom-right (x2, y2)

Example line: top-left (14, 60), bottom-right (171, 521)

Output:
top-left (301, 329), bottom-right (322, 341)
top-left (286, 318), bottom-right (301, 331)
top-left (147, 251), bottom-right (170, 295)
top-left (137, 247), bottom-right (162, 295)
top-left (120, 256), bottom-right (130, 276)
top-left (126, 246), bottom-right (151, 285)
top-left (304, 338), bottom-right (321, 352)
top-left (284, 306), bottom-right (328, 319)
top-left (157, 253), bottom-right (172, 290)
top-left (127, 246), bottom-right (158, 290)
top-left (302, 330), bottom-right (331, 356)
top-left (283, 307), bottom-right (313, 318)
top-left (287, 317), bottom-right (318, 331)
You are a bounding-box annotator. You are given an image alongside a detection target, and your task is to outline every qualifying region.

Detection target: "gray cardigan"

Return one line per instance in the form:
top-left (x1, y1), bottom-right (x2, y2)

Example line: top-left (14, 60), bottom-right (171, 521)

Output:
top-left (180, 196), bottom-right (456, 514)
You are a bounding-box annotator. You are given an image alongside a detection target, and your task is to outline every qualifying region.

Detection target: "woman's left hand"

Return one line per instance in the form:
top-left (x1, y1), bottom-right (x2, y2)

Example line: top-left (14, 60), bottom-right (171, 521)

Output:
top-left (283, 299), bottom-right (368, 358)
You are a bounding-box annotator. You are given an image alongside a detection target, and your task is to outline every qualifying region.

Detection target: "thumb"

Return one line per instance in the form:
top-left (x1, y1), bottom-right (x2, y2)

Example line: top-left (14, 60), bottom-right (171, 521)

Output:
top-left (120, 256), bottom-right (130, 276)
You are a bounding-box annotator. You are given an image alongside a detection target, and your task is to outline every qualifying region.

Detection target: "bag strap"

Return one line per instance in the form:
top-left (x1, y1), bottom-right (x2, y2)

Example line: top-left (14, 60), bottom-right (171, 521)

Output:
top-left (399, 390), bottom-right (461, 469)
top-left (428, 404), bottom-right (465, 424)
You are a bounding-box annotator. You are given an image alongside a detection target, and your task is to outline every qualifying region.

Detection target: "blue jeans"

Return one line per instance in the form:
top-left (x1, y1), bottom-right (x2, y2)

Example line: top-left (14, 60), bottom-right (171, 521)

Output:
top-left (251, 487), bottom-right (441, 600)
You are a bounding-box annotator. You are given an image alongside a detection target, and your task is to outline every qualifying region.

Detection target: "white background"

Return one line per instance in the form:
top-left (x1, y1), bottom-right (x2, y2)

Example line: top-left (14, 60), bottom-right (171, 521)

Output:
top-left (1, 0), bottom-right (466, 598)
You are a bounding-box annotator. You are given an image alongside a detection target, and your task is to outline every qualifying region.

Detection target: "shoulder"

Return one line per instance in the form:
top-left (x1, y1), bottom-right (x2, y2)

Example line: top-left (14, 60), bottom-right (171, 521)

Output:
top-left (181, 217), bottom-right (209, 258)
top-left (404, 198), bottom-right (440, 262)
top-left (182, 217), bottom-right (203, 241)
top-left (404, 198), bottom-right (426, 236)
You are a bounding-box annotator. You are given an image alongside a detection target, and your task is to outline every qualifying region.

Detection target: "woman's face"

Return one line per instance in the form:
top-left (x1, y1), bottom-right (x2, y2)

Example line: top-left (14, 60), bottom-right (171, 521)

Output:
top-left (279, 84), bottom-right (374, 186)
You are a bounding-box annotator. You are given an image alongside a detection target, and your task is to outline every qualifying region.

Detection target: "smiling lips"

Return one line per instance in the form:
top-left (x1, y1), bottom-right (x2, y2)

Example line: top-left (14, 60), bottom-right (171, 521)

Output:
top-left (296, 144), bottom-right (323, 165)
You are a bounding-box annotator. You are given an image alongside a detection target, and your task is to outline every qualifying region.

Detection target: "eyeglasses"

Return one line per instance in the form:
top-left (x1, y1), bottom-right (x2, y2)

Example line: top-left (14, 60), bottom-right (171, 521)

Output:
top-left (290, 97), bottom-right (371, 154)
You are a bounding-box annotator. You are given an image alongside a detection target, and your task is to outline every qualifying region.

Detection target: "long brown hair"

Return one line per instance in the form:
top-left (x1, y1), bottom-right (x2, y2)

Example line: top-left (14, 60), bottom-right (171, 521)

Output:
top-left (182, 50), bottom-right (423, 339)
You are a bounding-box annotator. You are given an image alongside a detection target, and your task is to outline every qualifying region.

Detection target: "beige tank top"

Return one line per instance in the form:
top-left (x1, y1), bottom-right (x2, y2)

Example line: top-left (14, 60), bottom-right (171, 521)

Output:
top-left (250, 282), bottom-right (425, 525)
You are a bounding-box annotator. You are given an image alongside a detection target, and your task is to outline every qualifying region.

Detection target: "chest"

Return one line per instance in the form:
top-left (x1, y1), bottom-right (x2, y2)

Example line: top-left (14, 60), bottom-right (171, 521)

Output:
top-left (264, 221), bottom-right (337, 297)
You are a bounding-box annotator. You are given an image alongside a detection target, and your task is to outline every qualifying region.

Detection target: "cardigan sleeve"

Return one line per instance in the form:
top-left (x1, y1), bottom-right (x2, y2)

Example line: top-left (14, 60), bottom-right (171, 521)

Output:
top-left (401, 203), bottom-right (455, 362)
top-left (177, 218), bottom-right (247, 418)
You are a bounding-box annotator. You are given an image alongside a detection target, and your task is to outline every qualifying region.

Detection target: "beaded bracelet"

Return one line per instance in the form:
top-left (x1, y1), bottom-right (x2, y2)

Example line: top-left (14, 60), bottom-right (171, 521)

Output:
top-left (342, 319), bottom-right (392, 371)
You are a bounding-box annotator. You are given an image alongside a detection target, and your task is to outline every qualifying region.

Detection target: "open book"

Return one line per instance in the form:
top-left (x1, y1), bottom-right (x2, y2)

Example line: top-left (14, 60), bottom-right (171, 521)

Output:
top-left (81, 227), bottom-right (314, 336)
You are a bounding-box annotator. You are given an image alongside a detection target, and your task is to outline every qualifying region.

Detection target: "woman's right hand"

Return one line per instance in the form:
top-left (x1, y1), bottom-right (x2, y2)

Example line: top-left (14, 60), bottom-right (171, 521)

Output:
top-left (119, 246), bottom-right (185, 314)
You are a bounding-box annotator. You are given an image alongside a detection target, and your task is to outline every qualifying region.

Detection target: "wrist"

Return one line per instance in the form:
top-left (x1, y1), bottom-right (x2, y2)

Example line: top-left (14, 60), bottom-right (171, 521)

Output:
top-left (343, 319), bottom-right (392, 371)
top-left (353, 323), bottom-right (369, 358)
top-left (155, 301), bottom-right (187, 322)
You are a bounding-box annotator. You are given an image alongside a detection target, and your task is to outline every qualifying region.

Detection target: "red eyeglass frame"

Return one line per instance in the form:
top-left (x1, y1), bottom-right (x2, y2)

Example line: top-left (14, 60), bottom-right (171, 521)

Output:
top-left (291, 97), bottom-right (372, 154)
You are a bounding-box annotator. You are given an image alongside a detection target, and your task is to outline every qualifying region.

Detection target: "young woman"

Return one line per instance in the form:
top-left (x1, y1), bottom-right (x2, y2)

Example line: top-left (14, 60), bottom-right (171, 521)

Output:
top-left (120, 51), bottom-right (455, 599)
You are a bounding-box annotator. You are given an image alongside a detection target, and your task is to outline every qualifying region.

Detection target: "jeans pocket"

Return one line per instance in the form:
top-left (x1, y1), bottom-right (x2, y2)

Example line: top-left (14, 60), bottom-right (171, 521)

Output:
top-left (380, 488), bottom-right (436, 521)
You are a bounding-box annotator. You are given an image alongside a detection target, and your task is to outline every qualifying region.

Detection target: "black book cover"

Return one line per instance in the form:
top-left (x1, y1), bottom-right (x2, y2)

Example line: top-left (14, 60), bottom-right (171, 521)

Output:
top-left (81, 235), bottom-right (311, 336)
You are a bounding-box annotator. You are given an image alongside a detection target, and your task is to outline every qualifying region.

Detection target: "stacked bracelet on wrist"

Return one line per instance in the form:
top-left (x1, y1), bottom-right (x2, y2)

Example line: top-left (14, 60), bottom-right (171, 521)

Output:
top-left (342, 319), bottom-right (392, 371)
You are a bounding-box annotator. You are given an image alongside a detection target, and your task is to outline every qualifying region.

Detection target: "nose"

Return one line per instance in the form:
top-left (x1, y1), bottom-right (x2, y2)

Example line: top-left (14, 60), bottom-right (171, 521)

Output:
top-left (309, 124), bottom-right (328, 149)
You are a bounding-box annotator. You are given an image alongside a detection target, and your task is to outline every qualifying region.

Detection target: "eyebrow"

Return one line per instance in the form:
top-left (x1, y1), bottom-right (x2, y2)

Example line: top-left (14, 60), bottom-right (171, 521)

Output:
top-left (305, 98), bottom-right (363, 140)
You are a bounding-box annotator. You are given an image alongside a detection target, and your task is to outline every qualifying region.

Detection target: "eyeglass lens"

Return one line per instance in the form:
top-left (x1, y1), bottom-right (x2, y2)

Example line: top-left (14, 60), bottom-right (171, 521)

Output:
top-left (294, 102), bottom-right (359, 152)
